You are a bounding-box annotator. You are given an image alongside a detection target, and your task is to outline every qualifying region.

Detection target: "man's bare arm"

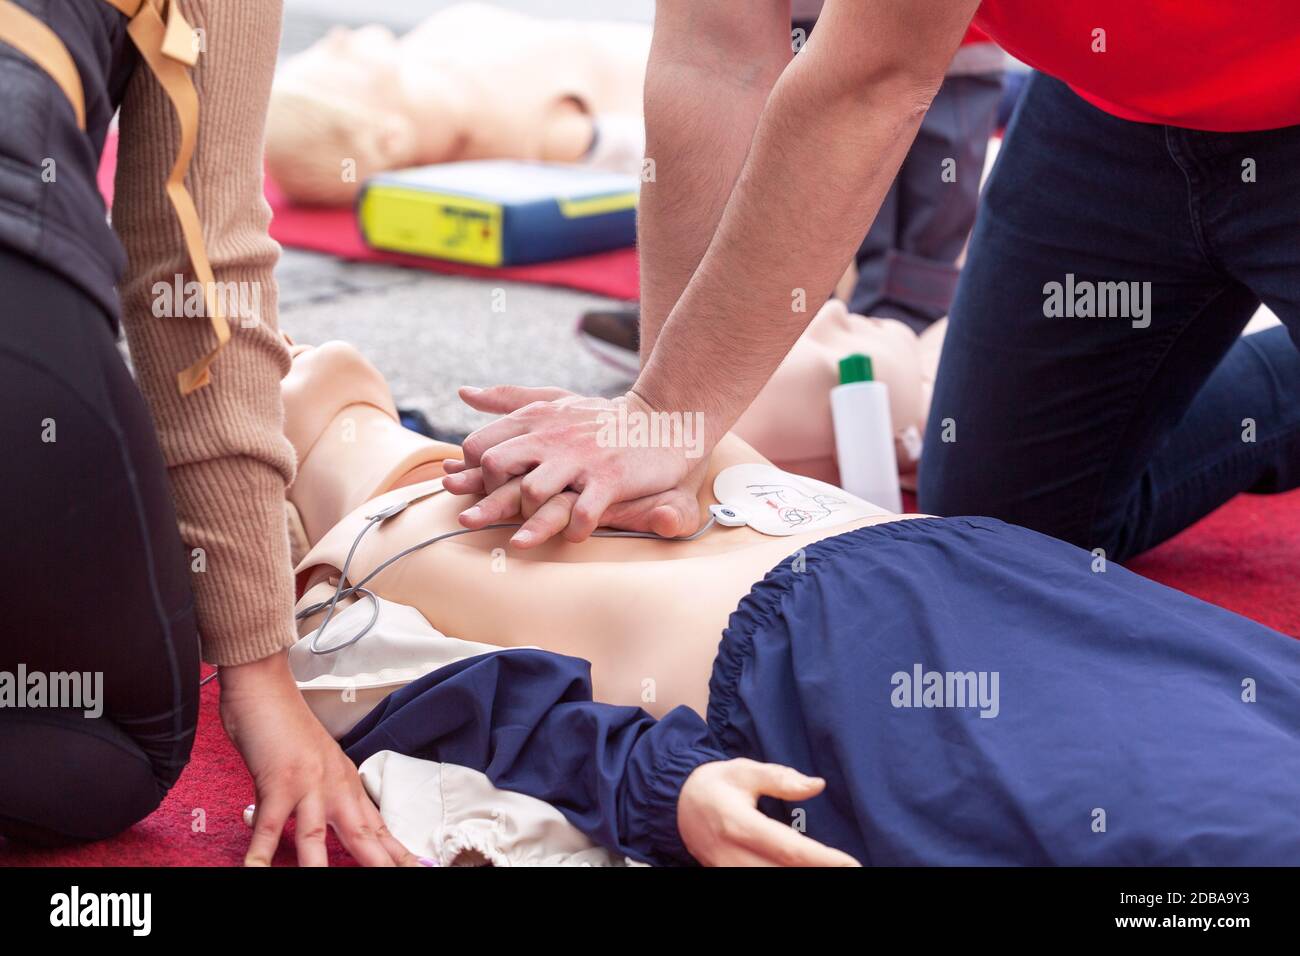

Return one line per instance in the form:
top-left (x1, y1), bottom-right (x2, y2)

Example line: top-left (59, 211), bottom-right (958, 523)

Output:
top-left (635, 0), bottom-right (980, 447)
top-left (638, 1), bottom-right (793, 363)
top-left (442, 0), bottom-right (981, 546)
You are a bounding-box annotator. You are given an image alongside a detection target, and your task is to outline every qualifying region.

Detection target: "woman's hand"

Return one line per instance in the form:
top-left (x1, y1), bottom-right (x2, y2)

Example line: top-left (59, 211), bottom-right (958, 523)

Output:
top-left (442, 385), bottom-right (708, 547)
top-left (677, 759), bottom-right (861, 867)
top-left (218, 652), bottom-right (419, 867)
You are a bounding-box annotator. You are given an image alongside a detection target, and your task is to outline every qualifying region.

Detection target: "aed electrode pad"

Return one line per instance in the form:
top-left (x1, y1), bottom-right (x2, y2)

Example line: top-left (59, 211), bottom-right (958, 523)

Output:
top-left (711, 463), bottom-right (886, 537)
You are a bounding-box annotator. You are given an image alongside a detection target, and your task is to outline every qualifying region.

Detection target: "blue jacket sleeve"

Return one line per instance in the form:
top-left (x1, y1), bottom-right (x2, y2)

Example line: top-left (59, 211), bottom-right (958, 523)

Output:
top-left (338, 649), bottom-right (728, 865)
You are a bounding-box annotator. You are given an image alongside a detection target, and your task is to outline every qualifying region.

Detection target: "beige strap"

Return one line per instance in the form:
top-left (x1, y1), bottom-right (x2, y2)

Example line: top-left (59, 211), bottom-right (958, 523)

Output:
top-left (0, 0), bottom-right (87, 129)
top-left (124, 0), bottom-right (229, 394)
top-left (101, 0), bottom-right (145, 16)
top-left (4, 0), bottom-right (229, 395)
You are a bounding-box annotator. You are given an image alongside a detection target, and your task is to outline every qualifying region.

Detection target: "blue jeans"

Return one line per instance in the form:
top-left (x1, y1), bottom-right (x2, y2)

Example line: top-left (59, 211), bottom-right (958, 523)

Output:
top-left (920, 73), bottom-right (1300, 561)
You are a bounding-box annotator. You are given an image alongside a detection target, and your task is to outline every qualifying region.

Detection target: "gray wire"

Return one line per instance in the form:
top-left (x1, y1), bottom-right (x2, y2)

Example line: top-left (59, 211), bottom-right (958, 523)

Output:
top-left (199, 507), bottom-right (719, 686)
top-left (296, 514), bottom-right (719, 656)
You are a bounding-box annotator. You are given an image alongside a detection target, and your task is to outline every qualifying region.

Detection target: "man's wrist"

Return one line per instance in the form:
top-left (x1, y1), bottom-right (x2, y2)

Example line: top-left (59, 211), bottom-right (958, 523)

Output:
top-left (630, 364), bottom-right (732, 454)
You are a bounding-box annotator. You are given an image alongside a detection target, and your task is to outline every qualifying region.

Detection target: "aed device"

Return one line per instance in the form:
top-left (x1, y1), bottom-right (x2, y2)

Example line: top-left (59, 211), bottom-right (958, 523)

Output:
top-left (356, 160), bottom-right (639, 267)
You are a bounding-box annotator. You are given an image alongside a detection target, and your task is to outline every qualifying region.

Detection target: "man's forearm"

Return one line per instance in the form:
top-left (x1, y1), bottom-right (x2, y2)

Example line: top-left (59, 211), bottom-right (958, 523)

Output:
top-left (635, 54), bottom-right (942, 448)
top-left (637, 3), bottom-right (790, 363)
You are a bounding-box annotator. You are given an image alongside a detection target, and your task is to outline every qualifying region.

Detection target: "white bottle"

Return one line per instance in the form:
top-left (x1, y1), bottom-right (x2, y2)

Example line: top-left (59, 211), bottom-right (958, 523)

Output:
top-left (830, 353), bottom-right (902, 513)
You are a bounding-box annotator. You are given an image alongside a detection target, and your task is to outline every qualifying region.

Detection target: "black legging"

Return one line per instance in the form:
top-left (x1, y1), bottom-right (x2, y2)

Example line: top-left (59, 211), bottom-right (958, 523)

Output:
top-left (0, 247), bottom-right (199, 845)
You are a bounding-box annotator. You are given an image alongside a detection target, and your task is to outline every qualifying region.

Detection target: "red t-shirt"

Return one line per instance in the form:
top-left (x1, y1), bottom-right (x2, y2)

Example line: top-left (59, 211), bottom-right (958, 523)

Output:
top-left (974, 0), bottom-right (1300, 131)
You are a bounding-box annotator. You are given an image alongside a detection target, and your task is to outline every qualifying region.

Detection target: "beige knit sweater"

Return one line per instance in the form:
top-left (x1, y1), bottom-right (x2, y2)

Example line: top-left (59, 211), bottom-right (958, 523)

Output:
top-left (112, 0), bottom-right (297, 667)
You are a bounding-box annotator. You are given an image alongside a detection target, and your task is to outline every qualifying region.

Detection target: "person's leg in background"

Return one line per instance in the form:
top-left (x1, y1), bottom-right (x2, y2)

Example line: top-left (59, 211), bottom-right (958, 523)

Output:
top-left (1071, 122), bottom-right (1300, 558)
top-left (920, 73), bottom-right (1300, 561)
top-left (0, 249), bottom-right (199, 845)
top-left (1180, 123), bottom-right (1300, 505)
top-left (1099, 324), bottom-right (1300, 558)
top-left (848, 72), bottom-right (1003, 333)
top-left (995, 66), bottom-right (1030, 132)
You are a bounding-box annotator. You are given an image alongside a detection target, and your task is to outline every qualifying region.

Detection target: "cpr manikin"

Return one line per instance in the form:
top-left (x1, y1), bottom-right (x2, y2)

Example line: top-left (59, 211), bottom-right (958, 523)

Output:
top-left (733, 298), bottom-right (947, 486)
top-left (282, 340), bottom-right (922, 718)
top-left (281, 339), bottom-right (1300, 869)
top-left (265, 2), bottom-right (650, 205)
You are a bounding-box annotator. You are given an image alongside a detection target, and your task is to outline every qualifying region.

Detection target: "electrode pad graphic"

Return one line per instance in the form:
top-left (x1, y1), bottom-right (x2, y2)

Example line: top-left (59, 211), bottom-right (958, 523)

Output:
top-left (712, 463), bottom-right (884, 536)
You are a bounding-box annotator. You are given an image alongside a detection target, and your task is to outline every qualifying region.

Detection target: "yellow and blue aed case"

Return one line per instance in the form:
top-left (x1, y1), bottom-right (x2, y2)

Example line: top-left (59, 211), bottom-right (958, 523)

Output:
top-left (357, 160), bottom-right (639, 267)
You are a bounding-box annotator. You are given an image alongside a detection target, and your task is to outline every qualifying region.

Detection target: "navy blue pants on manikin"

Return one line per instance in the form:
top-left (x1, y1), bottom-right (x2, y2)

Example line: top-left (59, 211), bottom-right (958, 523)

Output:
top-left (342, 518), bottom-right (1300, 866)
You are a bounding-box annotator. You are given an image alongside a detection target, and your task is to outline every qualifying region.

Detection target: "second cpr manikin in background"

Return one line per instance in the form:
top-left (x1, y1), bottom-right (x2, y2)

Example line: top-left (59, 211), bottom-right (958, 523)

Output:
top-left (734, 299), bottom-right (947, 490)
top-left (266, 2), bottom-right (649, 205)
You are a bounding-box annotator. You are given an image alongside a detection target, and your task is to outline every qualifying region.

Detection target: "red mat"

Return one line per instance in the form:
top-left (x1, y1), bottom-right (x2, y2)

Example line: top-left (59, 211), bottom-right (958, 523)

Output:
top-left (96, 132), bottom-right (640, 301)
top-left (3, 490), bottom-right (1297, 867)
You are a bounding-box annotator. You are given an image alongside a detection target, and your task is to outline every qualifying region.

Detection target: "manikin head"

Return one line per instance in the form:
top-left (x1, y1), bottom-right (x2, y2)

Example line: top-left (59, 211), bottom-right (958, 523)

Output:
top-left (265, 25), bottom-right (456, 205)
top-left (265, 5), bottom-right (650, 206)
top-left (732, 299), bottom-right (946, 485)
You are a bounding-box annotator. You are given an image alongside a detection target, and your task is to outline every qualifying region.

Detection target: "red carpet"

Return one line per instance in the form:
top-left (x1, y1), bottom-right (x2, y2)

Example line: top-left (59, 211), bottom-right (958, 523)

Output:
top-left (1126, 494), bottom-right (1300, 633)
top-left (3, 490), bottom-right (1297, 867)
top-left (97, 132), bottom-right (640, 301)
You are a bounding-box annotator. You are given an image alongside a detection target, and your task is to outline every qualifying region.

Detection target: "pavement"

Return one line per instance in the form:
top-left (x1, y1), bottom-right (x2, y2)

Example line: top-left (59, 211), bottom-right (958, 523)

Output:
top-left (274, 0), bottom-right (648, 438)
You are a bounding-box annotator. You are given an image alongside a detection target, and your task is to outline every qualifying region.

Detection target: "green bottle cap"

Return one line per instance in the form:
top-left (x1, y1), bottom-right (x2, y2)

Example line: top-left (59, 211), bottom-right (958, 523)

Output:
top-left (839, 353), bottom-right (874, 385)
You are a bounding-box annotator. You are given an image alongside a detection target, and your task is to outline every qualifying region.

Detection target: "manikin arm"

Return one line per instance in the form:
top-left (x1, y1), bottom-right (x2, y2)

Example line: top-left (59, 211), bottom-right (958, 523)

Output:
top-left (338, 649), bottom-right (856, 866)
top-left (340, 649), bottom-right (724, 865)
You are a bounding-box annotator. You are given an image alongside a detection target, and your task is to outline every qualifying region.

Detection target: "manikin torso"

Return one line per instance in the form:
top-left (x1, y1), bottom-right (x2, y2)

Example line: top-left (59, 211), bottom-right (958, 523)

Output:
top-left (284, 342), bottom-right (923, 717)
